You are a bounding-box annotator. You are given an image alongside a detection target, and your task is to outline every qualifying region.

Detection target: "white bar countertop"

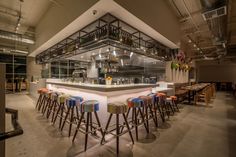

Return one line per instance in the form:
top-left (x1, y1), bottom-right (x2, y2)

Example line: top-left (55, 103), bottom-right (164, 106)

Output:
top-left (46, 79), bottom-right (158, 92)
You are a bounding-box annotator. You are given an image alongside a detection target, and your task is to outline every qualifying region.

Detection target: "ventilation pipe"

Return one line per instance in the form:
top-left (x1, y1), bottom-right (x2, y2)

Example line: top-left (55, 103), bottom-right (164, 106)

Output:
top-left (0, 30), bottom-right (34, 44)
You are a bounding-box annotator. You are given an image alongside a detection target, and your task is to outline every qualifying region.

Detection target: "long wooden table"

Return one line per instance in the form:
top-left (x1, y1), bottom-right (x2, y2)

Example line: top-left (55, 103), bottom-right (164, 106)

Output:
top-left (182, 83), bottom-right (210, 104)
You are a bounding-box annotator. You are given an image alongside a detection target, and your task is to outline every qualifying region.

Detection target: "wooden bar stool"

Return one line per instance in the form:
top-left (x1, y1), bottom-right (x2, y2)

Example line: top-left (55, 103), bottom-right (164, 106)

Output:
top-left (125, 97), bottom-right (148, 141)
top-left (148, 93), bottom-right (165, 123)
top-left (53, 94), bottom-right (70, 129)
top-left (139, 95), bottom-right (158, 130)
top-left (101, 102), bottom-right (134, 155)
top-left (156, 92), bottom-right (171, 120)
top-left (36, 88), bottom-right (48, 112)
top-left (72, 100), bottom-right (103, 151)
top-left (170, 96), bottom-right (179, 112)
top-left (46, 92), bottom-right (60, 122)
top-left (61, 96), bottom-right (83, 137)
top-left (42, 91), bottom-right (53, 116)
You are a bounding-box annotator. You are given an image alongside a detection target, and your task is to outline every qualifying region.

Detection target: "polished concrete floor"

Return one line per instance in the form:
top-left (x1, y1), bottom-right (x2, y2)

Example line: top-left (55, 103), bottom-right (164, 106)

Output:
top-left (5, 92), bottom-right (236, 157)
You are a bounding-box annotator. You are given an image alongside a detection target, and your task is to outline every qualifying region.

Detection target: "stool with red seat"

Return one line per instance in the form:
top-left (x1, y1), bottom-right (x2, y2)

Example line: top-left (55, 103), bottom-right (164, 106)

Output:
top-left (139, 95), bottom-right (158, 131)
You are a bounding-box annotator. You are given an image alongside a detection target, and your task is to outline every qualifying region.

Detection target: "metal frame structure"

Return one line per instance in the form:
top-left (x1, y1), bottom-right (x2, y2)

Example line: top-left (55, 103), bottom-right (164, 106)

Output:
top-left (36, 13), bottom-right (178, 64)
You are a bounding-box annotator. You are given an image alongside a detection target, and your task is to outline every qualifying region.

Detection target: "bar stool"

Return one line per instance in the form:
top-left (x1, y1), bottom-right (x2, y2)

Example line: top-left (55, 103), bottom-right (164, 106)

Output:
top-left (72, 100), bottom-right (103, 151)
top-left (139, 95), bottom-right (158, 130)
top-left (42, 90), bottom-right (53, 116)
top-left (36, 88), bottom-right (48, 112)
top-left (61, 96), bottom-right (83, 137)
top-left (46, 92), bottom-right (60, 122)
top-left (170, 96), bottom-right (179, 112)
top-left (101, 102), bottom-right (134, 155)
top-left (53, 94), bottom-right (70, 129)
top-left (148, 93), bottom-right (165, 123)
top-left (156, 92), bottom-right (171, 120)
top-left (126, 97), bottom-right (148, 141)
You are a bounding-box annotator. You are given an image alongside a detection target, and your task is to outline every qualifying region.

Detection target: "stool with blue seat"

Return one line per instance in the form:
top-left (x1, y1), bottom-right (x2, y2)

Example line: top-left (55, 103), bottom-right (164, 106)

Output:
top-left (72, 100), bottom-right (103, 151)
top-left (149, 93), bottom-right (166, 123)
top-left (61, 96), bottom-right (83, 137)
top-left (125, 97), bottom-right (148, 141)
top-left (101, 102), bottom-right (134, 155)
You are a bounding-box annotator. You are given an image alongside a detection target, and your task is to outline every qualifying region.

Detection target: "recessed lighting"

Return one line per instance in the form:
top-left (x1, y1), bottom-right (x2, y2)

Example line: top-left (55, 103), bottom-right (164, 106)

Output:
top-left (16, 27), bottom-right (19, 30)
top-left (17, 23), bottom-right (21, 26)
top-left (197, 48), bottom-right (200, 51)
top-left (188, 39), bottom-right (192, 43)
top-left (92, 52), bottom-right (95, 55)
top-left (80, 56), bottom-right (84, 58)
top-left (193, 44), bottom-right (197, 47)
top-left (200, 51), bottom-right (203, 53)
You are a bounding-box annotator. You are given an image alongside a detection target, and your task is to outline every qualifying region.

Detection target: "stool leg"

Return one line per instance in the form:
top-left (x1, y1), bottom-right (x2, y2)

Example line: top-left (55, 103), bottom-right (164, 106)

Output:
top-left (72, 112), bottom-right (85, 142)
top-left (144, 106), bottom-right (150, 133)
top-left (53, 102), bottom-right (62, 125)
top-left (68, 105), bottom-right (74, 137)
top-left (138, 108), bottom-right (148, 133)
top-left (134, 108), bottom-right (138, 141)
top-left (59, 103), bottom-right (65, 129)
top-left (51, 101), bottom-right (57, 123)
top-left (35, 94), bottom-right (42, 109)
top-left (148, 104), bottom-right (158, 127)
top-left (84, 112), bottom-right (90, 151)
top-left (174, 100), bottom-right (179, 112)
top-left (101, 114), bottom-right (113, 144)
top-left (38, 96), bottom-right (46, 112)
top-left (42, 98), bottom-right (50, 116)
top-left (46, 100), bottom-right (54, 119)
top-left (61, 106), bottom-right (71, 131)
top-left (89, 113), bottom-right (94, 134)
top-left (122, 113), bottom-right (134, 144)
top-left (94, 112), bottom-right (103, 137)
top-left (116, 114), bottom-right (119, 155)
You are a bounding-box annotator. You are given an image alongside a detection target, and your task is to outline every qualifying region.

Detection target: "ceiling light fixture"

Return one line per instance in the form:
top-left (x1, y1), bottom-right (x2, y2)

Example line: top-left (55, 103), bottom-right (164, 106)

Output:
top-left (193, 44), bottom-right (197, 47)
top-left (197, 48), bottom-right (200, 51)
top-left (130, 52), bottom-right (133, 58)
top-left (113, 50), bottom-right (116, 56)
top-left (188, 39), bottom-right (192, 43)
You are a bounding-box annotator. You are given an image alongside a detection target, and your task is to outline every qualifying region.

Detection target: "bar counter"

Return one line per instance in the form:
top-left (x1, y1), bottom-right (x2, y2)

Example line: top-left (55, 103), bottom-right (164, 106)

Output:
top-left (46, 79), bottom-right (174, 125)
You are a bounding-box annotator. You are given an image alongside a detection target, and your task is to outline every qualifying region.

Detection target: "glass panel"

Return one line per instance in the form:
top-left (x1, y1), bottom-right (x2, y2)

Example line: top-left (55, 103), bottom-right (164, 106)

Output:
top-left (51, 61), bottom-right (59, 78)
top-left (6, 64), bottom-right (13, 73)
top-left (14, 55), bottom-right (26, 64)
top-left (0, 53), bottom-right (13, 63)
top-left (60, 61), bottom-right (68, 78)
top-left (14, 64), bottom-right (27, 73)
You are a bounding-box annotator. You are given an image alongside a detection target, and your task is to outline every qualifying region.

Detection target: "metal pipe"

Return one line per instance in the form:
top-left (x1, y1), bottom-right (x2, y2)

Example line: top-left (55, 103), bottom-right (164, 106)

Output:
top-left (181, 0), bottom-right (199, 30)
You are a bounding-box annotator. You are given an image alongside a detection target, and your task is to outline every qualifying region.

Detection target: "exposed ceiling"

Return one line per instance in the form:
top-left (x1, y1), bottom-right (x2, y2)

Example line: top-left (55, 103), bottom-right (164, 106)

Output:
top-left (168, 0), bottom-right (236, 61)
top-left (0, 0), bottom-right (51, 54)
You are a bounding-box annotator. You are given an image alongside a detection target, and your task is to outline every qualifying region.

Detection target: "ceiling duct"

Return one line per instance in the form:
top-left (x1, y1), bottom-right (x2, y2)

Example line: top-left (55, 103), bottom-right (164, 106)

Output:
top-left (200, 0), bottom-right (227, 59)
top-left (0, 30), bottom-right (34, 44)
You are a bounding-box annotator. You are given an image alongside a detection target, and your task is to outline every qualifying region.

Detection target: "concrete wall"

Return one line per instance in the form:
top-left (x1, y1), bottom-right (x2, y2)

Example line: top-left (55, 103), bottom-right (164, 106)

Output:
top-left (114, 0), bottom-right (181, 45)
top-left (31, 0), bottom-right (98, 52)
top-left (197, 60), bottom-right (236, 82)
top-left (0, 64), bottom-right (5, 157)
top-left (27, 57), bottom-right (42, 81)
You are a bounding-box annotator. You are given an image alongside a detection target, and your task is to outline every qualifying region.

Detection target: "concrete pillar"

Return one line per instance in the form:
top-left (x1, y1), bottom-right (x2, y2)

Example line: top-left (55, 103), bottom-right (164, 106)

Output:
top-left (0, 64), bottom-right (6, 157)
